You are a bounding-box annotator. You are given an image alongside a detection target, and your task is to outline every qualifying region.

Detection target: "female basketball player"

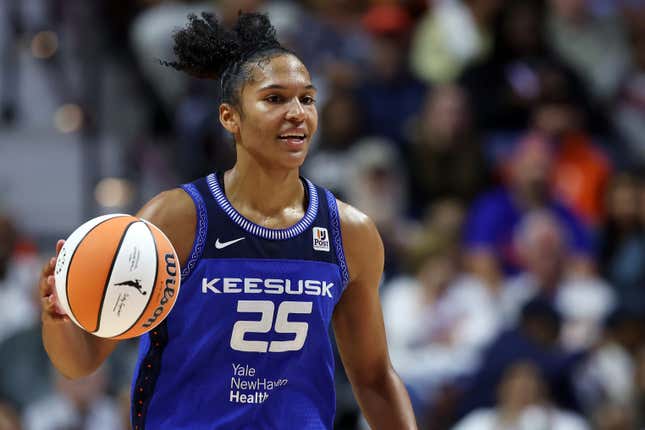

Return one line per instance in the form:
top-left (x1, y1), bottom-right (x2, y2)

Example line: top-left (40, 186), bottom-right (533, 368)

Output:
top-left (39, 12), bottom-right (417, 430)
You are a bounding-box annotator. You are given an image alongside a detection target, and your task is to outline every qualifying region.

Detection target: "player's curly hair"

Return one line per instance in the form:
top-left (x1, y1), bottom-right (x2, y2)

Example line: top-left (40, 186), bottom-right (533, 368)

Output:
top-left (163, 12), bottom-right (293, 108)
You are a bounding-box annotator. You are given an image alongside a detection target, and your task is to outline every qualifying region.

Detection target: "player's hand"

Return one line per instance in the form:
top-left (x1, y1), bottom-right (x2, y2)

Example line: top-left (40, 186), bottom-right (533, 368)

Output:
top-left (39, 240), bottom-right (70, 323)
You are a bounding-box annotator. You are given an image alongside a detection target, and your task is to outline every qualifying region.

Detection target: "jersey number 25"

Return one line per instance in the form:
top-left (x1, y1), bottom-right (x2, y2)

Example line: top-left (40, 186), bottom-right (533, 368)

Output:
top-left (230, 300), bottom-right (312, 353)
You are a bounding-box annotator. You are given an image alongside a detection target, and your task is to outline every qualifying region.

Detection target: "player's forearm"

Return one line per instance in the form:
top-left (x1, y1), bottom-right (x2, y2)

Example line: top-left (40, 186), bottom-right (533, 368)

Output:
top-left (42, 320), bottom-right (114, 379)
top-left (354, 366), bottom-right (417, 430)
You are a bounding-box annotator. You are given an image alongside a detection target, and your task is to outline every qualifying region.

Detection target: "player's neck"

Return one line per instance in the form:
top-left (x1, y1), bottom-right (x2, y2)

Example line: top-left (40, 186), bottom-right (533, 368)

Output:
top-left (223, 161), bottom-right (305, 218)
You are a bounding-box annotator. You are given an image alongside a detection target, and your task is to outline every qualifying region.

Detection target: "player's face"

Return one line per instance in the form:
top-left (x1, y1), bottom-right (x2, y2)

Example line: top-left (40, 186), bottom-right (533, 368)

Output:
top-left (236, 54), bottom-right (318, 169)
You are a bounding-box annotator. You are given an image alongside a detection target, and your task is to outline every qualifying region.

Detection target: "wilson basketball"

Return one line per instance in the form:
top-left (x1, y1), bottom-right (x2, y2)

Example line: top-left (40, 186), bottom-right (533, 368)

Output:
top-left (53, 214), bottom-right (181, 339)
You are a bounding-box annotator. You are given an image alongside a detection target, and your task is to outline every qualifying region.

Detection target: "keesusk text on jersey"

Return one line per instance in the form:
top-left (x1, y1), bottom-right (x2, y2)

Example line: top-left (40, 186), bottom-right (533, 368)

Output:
top-left (202, 277), bottom-right (334, 298)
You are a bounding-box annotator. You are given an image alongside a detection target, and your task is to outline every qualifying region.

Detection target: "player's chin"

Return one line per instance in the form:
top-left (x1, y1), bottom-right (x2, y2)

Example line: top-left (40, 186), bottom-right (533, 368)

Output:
top-left (280, 151), bottom-right (307, 169)
top-left (278, 144), bottom-right (308, 167)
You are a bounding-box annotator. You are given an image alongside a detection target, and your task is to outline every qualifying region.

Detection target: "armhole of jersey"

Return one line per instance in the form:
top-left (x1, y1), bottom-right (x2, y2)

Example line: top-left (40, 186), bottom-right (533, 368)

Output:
top-left (179, 183), bottom-right (208, 281)
top-left (325, 189), bottom-right (350, 291)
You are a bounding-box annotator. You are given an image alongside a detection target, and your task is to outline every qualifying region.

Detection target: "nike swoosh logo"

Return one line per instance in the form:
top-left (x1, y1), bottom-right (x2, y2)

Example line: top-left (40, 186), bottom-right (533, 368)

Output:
top-left (215, 237), bottom-right (245, 249)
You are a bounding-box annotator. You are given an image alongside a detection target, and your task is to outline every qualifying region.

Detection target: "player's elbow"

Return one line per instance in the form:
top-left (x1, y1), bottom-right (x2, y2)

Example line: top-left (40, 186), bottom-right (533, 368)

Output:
top-left (44, 344), bottom-right (105, 380)
top-left (57, 367), bottom-right (92, 380)
top-left (49, 356), bottom-right (102, 380)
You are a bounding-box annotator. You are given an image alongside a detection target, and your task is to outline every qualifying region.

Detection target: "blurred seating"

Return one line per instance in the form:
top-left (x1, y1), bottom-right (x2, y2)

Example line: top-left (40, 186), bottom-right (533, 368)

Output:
top-left (454, 361), bottom-right (590, 430)
top-left (463, 133), bottom-right (594, 286)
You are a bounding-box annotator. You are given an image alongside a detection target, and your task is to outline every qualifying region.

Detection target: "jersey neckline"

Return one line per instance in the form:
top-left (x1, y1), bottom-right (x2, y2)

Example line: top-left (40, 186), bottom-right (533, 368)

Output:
top-left (206, 173), bottom-right (319, 240)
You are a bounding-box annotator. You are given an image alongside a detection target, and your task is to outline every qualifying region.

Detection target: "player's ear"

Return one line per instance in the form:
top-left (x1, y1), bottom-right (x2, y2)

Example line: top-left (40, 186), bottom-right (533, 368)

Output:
top-left (219, 103), bottom-right (240, 135)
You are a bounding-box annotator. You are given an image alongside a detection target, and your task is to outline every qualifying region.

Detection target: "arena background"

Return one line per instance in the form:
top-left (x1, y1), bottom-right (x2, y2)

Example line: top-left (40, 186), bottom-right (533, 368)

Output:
top-left (1, 0), bottom-right (645, 429)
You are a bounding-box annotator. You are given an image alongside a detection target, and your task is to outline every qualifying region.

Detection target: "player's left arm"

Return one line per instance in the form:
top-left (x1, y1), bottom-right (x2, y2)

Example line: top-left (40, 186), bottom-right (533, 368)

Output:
top-left (332, 201), bottom-right (417, 430)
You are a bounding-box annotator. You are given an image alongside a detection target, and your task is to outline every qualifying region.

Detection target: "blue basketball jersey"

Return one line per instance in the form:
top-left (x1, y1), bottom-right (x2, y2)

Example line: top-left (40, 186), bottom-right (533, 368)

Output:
top-left (131, 172), bottom-right (349, 430)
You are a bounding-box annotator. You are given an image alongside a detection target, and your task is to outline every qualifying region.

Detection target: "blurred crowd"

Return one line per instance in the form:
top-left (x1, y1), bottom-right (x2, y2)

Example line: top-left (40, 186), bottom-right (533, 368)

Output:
top-left (2, 0), bottom-right (645, 429)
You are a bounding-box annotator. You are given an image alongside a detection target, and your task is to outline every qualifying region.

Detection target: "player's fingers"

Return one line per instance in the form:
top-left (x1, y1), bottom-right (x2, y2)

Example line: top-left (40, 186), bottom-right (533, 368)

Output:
top-left (41, 296), bottom-right (69, 322)
top-left (42, 311), bottom-right (70, 324)
top-left (40, 274), bottom-right (54, 296)
top-left (38, 269), bottom-right (54, 298)
top-left (49, 289), bottom-right (67, 316)
top-left (40, 296), bottom-right (54, 314)
top-left (41, 238), bottom-right (65, 280)
top-left (39, 251), bottom-right (59, 297)
top-left (40, 257), bottom-right (55, 278)
top-left (43, 293), bottom-right (68, 317)
top-left (56, 239), bottom-right (65, 255)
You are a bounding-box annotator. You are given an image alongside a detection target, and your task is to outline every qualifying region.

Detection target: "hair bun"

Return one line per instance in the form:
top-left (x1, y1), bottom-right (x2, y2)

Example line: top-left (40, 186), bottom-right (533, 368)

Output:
top-left (234, 13), bottom-right (281, 58)
top-left (163, 12), bottom-right (282, 80)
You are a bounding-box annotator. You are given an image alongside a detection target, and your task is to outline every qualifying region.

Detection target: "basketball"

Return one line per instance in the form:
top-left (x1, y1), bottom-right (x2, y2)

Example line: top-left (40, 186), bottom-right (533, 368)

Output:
top-left (53, 214), bottom-right (181, 339)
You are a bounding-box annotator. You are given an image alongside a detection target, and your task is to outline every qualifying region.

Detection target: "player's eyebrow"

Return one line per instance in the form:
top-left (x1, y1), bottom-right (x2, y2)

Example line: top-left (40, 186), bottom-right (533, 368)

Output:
top-left (257, 84), bottom-right (317, 92)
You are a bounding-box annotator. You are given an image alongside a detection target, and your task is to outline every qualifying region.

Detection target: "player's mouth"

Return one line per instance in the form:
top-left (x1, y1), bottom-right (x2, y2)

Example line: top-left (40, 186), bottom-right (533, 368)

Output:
top-left (277, 133), bottom-right (307, 148)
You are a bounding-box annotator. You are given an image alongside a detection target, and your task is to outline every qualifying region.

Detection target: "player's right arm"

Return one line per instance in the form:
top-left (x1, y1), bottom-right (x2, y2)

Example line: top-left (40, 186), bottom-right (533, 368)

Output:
top-left (41, 188), bottom-right (196, 379)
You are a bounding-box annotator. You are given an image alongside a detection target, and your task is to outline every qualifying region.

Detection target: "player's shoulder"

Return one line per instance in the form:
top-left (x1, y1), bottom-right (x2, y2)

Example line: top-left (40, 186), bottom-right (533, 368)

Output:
top-left (139, 188), bottom-right (195, 224)
top-left (137, 188), bottom-right (196, 266)
top-left (335, 199), bottom-right (378, 240)
top-left (333, 198), bottom-right (383, 281)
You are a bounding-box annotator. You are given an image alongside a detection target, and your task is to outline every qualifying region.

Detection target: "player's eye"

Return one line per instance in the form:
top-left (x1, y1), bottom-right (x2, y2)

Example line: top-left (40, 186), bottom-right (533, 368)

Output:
top-left (301, 96), bottom-right (316, 105)
top-left (265, 95), bottom-right (283, 103)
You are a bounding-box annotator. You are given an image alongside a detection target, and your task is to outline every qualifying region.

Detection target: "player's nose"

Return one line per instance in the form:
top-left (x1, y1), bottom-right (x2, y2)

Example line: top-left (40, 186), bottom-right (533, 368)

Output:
top-left (285, 98), bottom-right (305, 122)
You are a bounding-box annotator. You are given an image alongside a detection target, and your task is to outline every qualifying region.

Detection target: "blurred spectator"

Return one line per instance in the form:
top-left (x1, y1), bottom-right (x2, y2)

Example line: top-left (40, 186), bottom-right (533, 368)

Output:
top-left (546, 0), bottom-right (629, 102)
top-left (612, 21), bottom-right (645, 164)
top-left (383, 205), bottom-right (499, 411)
top-left (574, 308), bottom-right (640, 418)
top-left (346, 137), bottom-right (411, 277)
top-left (599, 171), bottom-right (645, 310)
top-left (502, 210), bottom-right (615, 350)
top-left (130, 1), bottom-right (218, 112)
top-left (22, 368), bottom-right (122, 430)
top-left (0, 322), bottom-right (52, 412)
top-left (0, 401), bottom-right (21, 430)
top-left (257, 1), bottom-right (309, 53)
top-left (298, 0), bottom-right (372, 92)
top-left (592, 403), bottom-right (636, 430)
top-left (525, 61), bottom-right (614, 226)
top-left (302, 90), bottom-right (364, 198)
top-left (354, 4), bottom-right (427, 147)
top-left (0, 214), bottom-right (39, 345)
top-left (411, 198), bottom-right (468, 258)
top-left (463, 134), bottom-right (594, 287)
top-left (454, 361), bottom-right (589, 430)
top-left (531, 94), bottom-right (613, 226)
top-left (406, 84), bottom-right (491, 216)
top-left (459, 298), bottom-right (587, 415)
top-left (459, 0), bottom-right (591, 131)
top-left (409, 0), bottom-right (503, 84)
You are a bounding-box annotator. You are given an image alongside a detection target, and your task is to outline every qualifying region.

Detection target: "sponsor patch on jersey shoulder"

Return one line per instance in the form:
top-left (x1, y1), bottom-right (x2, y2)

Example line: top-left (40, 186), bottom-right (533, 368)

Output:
top-left (313, 227), bottom-right (330, 252)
